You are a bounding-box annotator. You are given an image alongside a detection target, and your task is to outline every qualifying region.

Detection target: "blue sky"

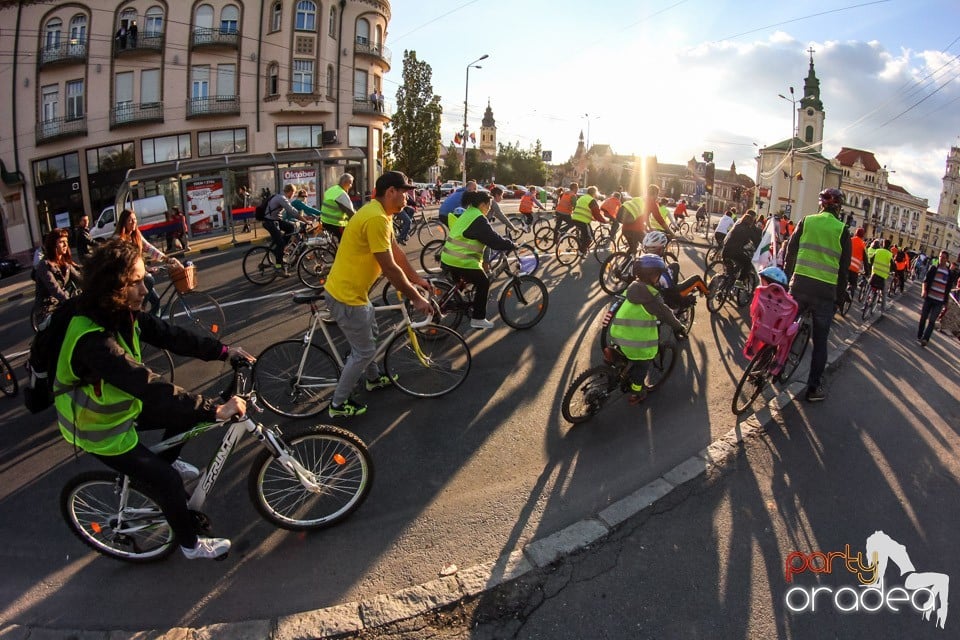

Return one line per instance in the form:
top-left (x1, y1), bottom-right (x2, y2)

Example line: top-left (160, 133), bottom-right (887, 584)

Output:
top-left (383, 0), bottom-right (960, 209)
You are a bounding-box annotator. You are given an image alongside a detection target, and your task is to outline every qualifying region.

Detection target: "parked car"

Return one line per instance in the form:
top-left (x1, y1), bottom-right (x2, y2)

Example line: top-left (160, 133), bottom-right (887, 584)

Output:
top-left (439, 181), bottom-right (460, 197)
top-left (0, 256), bottom-right (24, 279)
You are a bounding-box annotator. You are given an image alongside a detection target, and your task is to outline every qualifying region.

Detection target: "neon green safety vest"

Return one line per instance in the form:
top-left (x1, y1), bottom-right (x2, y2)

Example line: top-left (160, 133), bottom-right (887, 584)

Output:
top-left (609, 286), bottom-right (660, 360)
top-left (648, 205), bottom-right (672, 231)
top-left (55, 316), bottom-right (143, 456)
top-left (320, 184), bottom-right (349, 227)
top-left (440, 206), bottom-right (486, 269)
top-left (572, 195), bottom-right (595, 224)
top-left (793, 212), bottom-right (845, 285)
top-left (870, 248), bottom-right (893, 279)
top-left (619, 198), bottom-right (645, 223)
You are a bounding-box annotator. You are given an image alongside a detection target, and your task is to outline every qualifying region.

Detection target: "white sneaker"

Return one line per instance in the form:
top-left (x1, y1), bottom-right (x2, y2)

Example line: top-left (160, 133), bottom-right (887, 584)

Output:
top-left (171, 459), bottom-right (200, 482)
top-left (181, 537), bottom-right (231, 560)
top-left (470, 318), bottom-right (495, 330)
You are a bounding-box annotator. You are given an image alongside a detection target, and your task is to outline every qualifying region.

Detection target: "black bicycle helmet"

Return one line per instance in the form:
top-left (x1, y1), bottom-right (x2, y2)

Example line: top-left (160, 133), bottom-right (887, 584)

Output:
top-left (819, 188), bottom-right (844, 213)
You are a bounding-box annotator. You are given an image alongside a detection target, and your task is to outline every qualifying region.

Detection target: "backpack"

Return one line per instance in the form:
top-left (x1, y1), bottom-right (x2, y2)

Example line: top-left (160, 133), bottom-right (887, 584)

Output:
top-left (254, 198), bottom-right (269, 221)
top-left (23, 297), bottom-right (79, 413)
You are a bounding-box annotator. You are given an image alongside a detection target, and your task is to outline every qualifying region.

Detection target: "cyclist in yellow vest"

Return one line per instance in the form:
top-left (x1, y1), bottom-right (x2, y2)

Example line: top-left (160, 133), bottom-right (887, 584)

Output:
top-left (784, 188), bottom-right (852, 402)
top-left (440, 190), bottom-right (517, 329)
top-left (571, 185), bottom-right (605, 254)
top-left (319, 173), bottom-right (356, 238)
top-left (867, 238), bottom-right (894, 291)
top-left (609, 254), bottom-right (686, 404)
top-left (55, 238), bottom-right (252, 560)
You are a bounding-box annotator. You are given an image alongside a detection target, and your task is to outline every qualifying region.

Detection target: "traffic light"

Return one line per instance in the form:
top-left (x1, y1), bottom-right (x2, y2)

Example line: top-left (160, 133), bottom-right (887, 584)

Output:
top-left (704, 162), bottom-right (715, 193)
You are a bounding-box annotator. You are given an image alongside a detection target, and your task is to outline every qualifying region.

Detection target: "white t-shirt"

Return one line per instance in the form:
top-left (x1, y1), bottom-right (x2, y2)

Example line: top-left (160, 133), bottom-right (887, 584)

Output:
top-left (715, 215), bottom-right (735, 235)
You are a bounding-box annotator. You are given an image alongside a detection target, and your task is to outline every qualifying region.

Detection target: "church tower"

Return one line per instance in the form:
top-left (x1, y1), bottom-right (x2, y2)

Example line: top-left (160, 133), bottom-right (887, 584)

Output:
top-left (480, 100), bottom-right (497, 156)
top-left (797, 48), bottom-right (825, 153)
top-left (937, 146), bottom-right (960, 220)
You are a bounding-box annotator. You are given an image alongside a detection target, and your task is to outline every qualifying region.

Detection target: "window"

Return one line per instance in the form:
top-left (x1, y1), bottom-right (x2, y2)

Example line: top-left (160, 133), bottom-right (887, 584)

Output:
top-left (353, 69), bottom-right (368, 100)
top-left (33, 152), bottom-right (80, 185)
top-left (69, 15), bottom-right (87, 44)
top-left (86, 143), bottom-right (135, 174)
top-left (120, 8), bottom-right (137, 29)
top-left (293, 59), bottom-right (313, 93)
top-left (329, 6), bottom-right (336, 37)
top-left (271, 2), bottom-right (282, 31)
top-left (195, 4), bottom-right (214, 29)
top-left (295, 0), bottom-right (316, 31)
top-left (356, 18), bottom-right (369, 44)
top-left (375, 24), bottom-right (383, 46)
top-left (267, 63), bottom-right (279, 95)
top-left (141, 69), bottom-right (160, 103)
top-left (192, 66), bottom-right (210, 99)
top-left (41, 85), bottom-right (58, 121)
top-left (115, 71), bottom-right (133, 107)
top-left (217, 64), bottom-right (235, 98)
top-left (349, 126), bottom-right (368, 148)
top-left (45, 19), bottom-right (62, 50)
top-left (221, 5), bottom-right (239, 33)
top-left (326, 64), bottom-right (334, 98)
top-left (804, 125), bottom-right (813, 143)
top-left (276, 124), bottom-right (323, 149)
top-left (198, 128), bottom-right (247, 156)
top-left (142, 134), bottom-right (191, 164)
top-left (145, 6), bottom-right (164, 36)
top-left (66, 80), bottom-right (84, 119)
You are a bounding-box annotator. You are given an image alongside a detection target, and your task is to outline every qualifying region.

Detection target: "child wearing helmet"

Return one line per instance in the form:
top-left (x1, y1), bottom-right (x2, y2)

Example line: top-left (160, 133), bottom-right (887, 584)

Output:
top-left (639, 231), bottom-right (709, 308)
top-left (609, 254), bottom-right (687, 404)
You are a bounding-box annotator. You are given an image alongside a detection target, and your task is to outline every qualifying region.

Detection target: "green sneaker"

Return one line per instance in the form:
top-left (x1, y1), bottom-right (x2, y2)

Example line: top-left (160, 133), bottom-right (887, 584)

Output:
top-left (365, 374), bottom-right (397, 391)
top-left (328, 399), bottom-right (367, 417)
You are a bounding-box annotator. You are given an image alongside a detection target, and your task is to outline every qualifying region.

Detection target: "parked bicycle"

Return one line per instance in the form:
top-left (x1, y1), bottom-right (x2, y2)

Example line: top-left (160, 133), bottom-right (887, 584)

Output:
top-left (1, 351), bottom-right (17, 397)
top-left (60, 356), bottom-right (373, 562)
top-left (254, 292), bottom-right (471, 418)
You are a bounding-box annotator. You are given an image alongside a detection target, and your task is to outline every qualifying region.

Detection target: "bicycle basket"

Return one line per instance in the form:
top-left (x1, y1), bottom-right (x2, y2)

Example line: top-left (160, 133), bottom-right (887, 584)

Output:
top-left (170, 264), bottom-right (197, 294)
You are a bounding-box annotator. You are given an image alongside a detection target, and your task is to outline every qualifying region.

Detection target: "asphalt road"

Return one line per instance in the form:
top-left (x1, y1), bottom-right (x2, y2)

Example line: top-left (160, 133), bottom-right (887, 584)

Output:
top-left (0, 208), bottom-right (869, 632)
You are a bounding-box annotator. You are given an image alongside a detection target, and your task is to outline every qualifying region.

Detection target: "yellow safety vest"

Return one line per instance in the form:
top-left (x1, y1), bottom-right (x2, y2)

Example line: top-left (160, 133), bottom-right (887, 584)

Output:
top-left (572, 195), bottom-right (595, 224)
top-left (609, 286), bottom-right (660, 360)
top-left (870, 248), bottom-right (893, 279)
top-left (440, 206), bottom-right (485, 270)
top-left (320, 185), bottom-right (349, 227)
top-left (793, 212), bottom-right (845, 285)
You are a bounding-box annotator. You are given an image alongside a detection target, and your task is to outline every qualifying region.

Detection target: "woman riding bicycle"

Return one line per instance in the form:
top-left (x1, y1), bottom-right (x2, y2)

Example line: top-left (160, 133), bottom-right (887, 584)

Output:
top-left (55, 239), bottom-right (251, 560)
top-left (720, 209), bottom-right (761, 283)
top-left (114, 208), bottom-right (180, 313)
top-left (34, 228), bottom-right (82, 326)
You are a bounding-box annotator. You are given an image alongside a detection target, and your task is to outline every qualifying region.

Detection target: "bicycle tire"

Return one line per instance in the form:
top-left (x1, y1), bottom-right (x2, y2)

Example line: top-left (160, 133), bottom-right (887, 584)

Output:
top-left (0, 351), bottom-right (18, 396)
top-left (505, 215), bottom-right (526, 242)
top-left (676, 300), bottom-right (696, 334)
top-left (533, 226), bottom-right (556, 252)
top-left (599, 252), bottom-right (634, 296)
top-left (297, 246), bottom-right (337, 290)
top-left (499, 275), bottom-right (549, 329)
top-left (732, 344), bottom-right (777, 415)
top-left (512, 243), bottom-right (541, 276)
top-left (776, 318), bottom-right (810, 383)
top-left (532, 217), bottom-right (553, 235)
top-left (706, 274), bottom-right (728, 314)
top-left (735, 271), bottom-right (758, 307)
top-left (426, 278), bottom-right (467, 330)
top-left (667, 237), bottom-right (681, 260)
top-left (141, 344), bottom-right (175, 383)
top-left (645, 341), bottom-right (678, 390)
top-left (862, 289), bottom-right (877, 320)
top-left (61, 471), bottom-right (176, 563)
top-left (555, 233), bottom-right (581, 266)
top-left (249, 424), bottom-right (373, 531)
top-left (561, 365), bottom-right (618, 424)
top-left (839, 291), bottom-right (853, 317)
top-left (704, 247), bottom-right (720, 271)
top-left (420, 238), bottom-right (445, 274)
top-left (417, 219), bottom-right (448, 245)
top-left (168, 291), bottom-right (225, 340)
top-left (591, 226), bottom-right (612, 263)
top-left (254, 341), bottom-right (340, 418)
top-left (242, 246), bottom-right (279, 285)
top-left (679, 222), bottom-right (692, 241)
top-left (383, 324), bottom-right (471, 398)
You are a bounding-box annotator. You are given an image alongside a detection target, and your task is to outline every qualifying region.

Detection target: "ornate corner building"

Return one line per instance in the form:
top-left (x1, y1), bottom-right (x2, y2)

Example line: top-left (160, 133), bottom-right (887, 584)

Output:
top-left (0, 0), bottom-right (393, 257)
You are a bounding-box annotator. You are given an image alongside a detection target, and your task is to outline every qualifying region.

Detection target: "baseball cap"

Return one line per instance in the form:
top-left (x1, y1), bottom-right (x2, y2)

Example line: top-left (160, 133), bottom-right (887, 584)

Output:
top-left (375, 171), bottom-right (416, 193)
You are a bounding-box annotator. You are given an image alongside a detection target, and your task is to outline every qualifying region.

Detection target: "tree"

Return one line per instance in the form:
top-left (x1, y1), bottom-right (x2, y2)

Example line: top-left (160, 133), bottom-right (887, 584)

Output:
top-left (495, 141), bottom-right (548, 185)
top-left (390, 50), bottom-right (442, 181)
top-left (440, 144), bottom-right (461, 181)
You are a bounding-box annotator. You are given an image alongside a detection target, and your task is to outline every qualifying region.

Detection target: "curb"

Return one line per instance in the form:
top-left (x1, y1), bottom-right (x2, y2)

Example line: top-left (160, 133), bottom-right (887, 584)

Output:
top-left (0, 293), bottom-right (901, 640)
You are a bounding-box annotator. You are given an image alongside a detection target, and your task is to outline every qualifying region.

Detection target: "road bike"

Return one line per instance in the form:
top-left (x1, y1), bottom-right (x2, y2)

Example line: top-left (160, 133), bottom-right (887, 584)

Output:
top-left (60, 356), bottom-right (373, 562)
top-left (151, 263), bottom-right (225, 340)
top-left (705, 259), bottom-right (758, 313)
top-left (242, 223), bottom-right (336, 286)
top-left (254, 292), bottom-right (471, 418)
top-left (561, 326), bottom-right (680, 424)
top-left (1, 350), bottom-right (17, 396)
top-left (862, 277), bottom-right (887, 320)
top-left (731, 311), bottom-right (811, 415)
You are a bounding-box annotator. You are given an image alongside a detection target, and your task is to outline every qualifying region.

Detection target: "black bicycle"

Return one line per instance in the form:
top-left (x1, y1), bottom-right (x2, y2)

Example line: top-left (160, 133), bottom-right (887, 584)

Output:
top-left (705, 259), bottom-right (757, 313)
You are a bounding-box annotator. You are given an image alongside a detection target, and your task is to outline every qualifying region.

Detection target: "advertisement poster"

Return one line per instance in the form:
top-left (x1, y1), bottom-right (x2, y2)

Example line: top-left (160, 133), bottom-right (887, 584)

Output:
top-left (282, 168), bottom-right (317, 207)
top-left (185, 178), bottom-right (225, 235)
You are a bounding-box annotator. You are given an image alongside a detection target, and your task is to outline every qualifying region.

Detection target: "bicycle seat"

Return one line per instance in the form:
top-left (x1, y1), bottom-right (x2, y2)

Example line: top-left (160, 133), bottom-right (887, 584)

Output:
top-left (292, 292), bottom-right (326, 305)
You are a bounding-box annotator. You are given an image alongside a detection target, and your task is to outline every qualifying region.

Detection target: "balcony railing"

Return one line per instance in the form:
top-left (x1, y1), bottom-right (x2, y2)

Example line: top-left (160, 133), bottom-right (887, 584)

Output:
top-left (353, 97), bottom-right (388, 116)
top-left (191, 27), bottom-right (240, 49)
top-left (36, 114), bottom-right (87, 144)
top-left (38, 41), bottom-right (87, 67)
top-left (186, 95), bottom-right (240, 118)
top-left (354, 38), bottom-right (391, 65)
top-left (114, 33), bottom-right (164, 56)
top-left (110, 102), bottom-right (164, 129)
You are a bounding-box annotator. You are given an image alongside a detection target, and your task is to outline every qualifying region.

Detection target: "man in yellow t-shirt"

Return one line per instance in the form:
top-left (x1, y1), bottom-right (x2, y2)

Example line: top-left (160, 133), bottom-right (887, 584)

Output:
top-left (324, 171), bottom-right (432, 418)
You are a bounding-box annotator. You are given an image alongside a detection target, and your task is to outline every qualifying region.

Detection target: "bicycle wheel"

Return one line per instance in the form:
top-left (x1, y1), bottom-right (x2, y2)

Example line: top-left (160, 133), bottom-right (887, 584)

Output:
top-left (168, 291), bottom-right (225, 340)
top-left (512, 243), bottom-right (541, 275)
top-left (735, 271), bottom-right (758, 307)
top-left (839, 291), bottom-right (853, 317)
top-left (591, 226), bottom-right (612, 263)
top-left (704, 247), bottom-right (720, 271)
top-left (555, 233), bottom-right (582, 266)
top-left (426, 278), bottom-right (466, 330)
top-left (678, 222), bottom-right (692, 241)
top-left (776, 318), bottom-right (810, 383)
top-left (249, 424), bottom-right (373, 531)
top-left (141, 344), bottom-right (175, 383)
top-left (60, 471), bottom-right (176, 563)
top-left (254, 341), bottom-right (340, 418)
top-left (561, 365), bottom-right (618, 424)
top-left (242, 246), bottom-right (279, 285)
top-left (0, 351), bottom-right (18, 396)
top-left (499, 275), bottom-right (549, 329)
top-left (667, 237), bottom-right (681, 259)
top-left (862, 289), bottom-right (876, 320)
top-left (645, 342), bottom-right (678, 390)
top-left (417, 218), bottom-right (448, 245)
top-left (706, 274), bottom-right (728, 314)
top-left (297, 246), bottom-right (337, 290)
top-left (420, 238), bottom-right (445, 274)
top-left (505, 215), bottom-right (526, 242)
top-left (675, 301), bottom-right (696, 334)
top-left (533, 226), bottom-right (556, 252)
top-left (599, 252), bottom-right (634, 296)
top-left (732, 345), bottom-right (776, 415)
top-left (383, 324), bottom-right (471, 398)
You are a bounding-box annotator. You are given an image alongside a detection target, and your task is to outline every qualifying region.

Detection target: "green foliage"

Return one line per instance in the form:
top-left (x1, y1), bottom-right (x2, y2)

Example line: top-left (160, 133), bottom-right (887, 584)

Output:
top-left (390, 51), bottom-right (442, 181)
top-left (440, 144), bottom-right (461, 181)
top-left (495, 140), bottom-right (548, 185)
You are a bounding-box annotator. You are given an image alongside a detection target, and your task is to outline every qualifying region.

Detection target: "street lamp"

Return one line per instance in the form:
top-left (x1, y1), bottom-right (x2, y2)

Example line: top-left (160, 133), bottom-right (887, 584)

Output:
top-left (462, 54), bottom-right (488, 184)
top-left (778, 86), bottom-right (797, 221)
top-left (583, 113), bottom-right (599, 184)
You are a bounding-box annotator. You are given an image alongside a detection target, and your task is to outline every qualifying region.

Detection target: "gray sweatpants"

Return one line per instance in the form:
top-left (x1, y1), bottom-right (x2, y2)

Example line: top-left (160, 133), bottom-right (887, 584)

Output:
top-left (327, 297), bottom-right (381, 406)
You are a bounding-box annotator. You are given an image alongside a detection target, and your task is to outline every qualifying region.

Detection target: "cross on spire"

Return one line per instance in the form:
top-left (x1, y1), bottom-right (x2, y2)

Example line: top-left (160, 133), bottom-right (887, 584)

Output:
top-left (807, 46), bottom-right (816, 62)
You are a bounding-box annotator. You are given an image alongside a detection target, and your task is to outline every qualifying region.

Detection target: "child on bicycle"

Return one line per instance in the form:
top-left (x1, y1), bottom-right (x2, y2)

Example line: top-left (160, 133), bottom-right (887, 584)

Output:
top-left (608, 255), bottom-right (687, 404)
top-left (743, 266), bottom-right (796, 359)
top-left (639, 231), bottom-right (708, 309)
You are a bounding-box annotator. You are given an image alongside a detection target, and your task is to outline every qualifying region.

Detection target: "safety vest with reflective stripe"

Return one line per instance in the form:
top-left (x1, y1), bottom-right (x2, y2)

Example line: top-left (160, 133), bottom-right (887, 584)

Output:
top-left (850, 236), bottom-right (866, 273)
top-left (869, 247), bottom-right (893, 279)
top-left (793, 212), bottom-right (845, 285)
top-left (572, 195), bottom-right (595, 224)
top-left (556, 192), bottom-right (577, 215)
top-left (609, 285), bottom-right (660, 360)
top-left (440, 206), bottom-right (486, 270)
top-left (55, 316), bottom-right (143, 456)
top-left (619, 198), bottom-right (647, 232)
top-left (320, 185), bottom-right (349, 227)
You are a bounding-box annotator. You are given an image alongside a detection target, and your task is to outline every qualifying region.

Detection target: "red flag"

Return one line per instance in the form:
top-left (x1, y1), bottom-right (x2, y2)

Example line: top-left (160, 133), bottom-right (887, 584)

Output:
top-left (470, 132), bottom-right (476, 144)
top-left (454, 133), bottom-right (462, 145)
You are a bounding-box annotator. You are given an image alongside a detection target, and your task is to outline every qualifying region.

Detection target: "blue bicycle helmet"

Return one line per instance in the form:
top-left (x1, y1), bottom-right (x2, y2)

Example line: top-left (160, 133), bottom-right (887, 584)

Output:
top-left (759, 266), bottom-right (788, 286)
top-left (634, 254), bottom-right (668, 279)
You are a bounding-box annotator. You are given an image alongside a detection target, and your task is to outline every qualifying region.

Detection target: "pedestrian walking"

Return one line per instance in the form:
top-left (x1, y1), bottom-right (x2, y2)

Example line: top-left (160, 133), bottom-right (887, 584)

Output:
top-left (917, 250), bottom-right (960, 347)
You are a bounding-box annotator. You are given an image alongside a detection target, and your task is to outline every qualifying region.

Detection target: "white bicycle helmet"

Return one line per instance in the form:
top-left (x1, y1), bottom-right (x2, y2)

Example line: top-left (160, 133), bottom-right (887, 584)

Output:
top-left (642, 231), bottom-right (669, 251)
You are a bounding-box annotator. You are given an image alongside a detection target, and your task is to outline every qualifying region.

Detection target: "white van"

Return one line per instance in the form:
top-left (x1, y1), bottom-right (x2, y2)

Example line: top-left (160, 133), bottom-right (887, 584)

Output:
top-left (91, 194), bottom-right (170, 241)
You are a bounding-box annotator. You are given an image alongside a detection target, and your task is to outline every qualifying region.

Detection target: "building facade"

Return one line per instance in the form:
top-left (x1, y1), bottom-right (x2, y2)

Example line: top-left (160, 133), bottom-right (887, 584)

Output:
top-left (0, 0), bottom-right (393, 257)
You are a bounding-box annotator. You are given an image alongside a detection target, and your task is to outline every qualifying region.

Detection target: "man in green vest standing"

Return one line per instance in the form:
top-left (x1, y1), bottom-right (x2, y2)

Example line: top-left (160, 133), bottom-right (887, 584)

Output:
top-left (320, 173), bottom-right (356, 239)
top-left (784, 188), bottom-right (852, 402)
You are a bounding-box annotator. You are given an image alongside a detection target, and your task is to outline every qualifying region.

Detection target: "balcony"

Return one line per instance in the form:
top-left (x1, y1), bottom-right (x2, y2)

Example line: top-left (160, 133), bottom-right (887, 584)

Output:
top-left (191, 27), bottom-right (240, 49)
top-left (353, 97), bottom-right (389, 117)
top-left (186, 95), bottom-right (240, 118)
top-left (113, 33), bottom-right (164, 57)
top-left (38, 41), bottom-right (87, 68)
top-left (354, 38), bottom-right (391, 66)
top-left (110, 102), bottom-right (164, 129)
top-left (36, 114), bottom-right (87, 145)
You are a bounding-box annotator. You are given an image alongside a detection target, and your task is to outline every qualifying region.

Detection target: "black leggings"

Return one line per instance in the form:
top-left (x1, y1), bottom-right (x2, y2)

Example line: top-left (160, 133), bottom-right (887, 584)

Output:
top-left (570, 220), bottom-right (591, 252)
top-left (262, 219), bottom-right (296, 264)
top-left (444, 265), bottom-right (490, 320)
